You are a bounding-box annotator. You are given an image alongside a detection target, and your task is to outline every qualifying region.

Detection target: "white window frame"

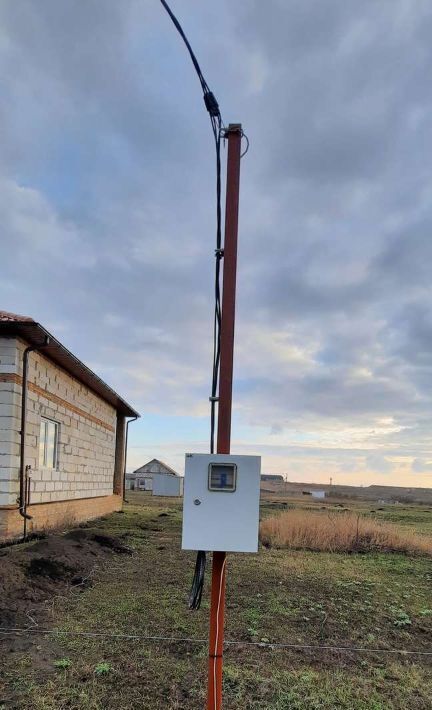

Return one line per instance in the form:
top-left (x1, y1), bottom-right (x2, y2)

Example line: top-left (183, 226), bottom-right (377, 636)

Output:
top-left (39, 417), bottom-right (59, 470)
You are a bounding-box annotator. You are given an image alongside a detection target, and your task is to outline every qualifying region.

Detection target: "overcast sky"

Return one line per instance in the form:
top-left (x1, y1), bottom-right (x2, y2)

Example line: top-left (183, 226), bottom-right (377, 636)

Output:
top-left (1, 1), bottom-right (432, 486)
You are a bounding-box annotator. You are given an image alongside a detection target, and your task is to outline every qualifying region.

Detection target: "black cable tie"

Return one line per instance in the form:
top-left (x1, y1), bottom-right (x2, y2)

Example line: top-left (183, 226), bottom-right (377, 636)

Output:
top-left (204, 91), bottom-right (220, 118)
top-left (215, 248), bottom-right (224, 259)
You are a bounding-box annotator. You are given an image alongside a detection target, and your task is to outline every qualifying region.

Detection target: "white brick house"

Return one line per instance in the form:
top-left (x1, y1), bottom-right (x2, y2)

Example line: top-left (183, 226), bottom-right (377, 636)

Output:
top-left (0, 311), bottom-right (139, 540)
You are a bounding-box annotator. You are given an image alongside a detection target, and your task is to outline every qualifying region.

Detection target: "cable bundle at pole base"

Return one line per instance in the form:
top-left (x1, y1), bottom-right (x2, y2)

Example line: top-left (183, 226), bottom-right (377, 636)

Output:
top-left (188, 550), bottom-right (206, 610)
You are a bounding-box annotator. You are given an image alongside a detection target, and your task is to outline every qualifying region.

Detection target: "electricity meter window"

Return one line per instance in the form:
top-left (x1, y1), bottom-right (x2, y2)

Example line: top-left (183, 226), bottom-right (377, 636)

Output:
top-left (208, 463), bottom-right (237, 492)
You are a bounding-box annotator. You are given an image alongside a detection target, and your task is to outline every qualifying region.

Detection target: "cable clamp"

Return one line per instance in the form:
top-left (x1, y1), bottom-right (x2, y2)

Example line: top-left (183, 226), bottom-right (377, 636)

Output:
top-left (209, 396), bottom-right (219, 402)
top-left (215, 248), bottom-right (224, 259)
top-left (203, 91), bottom-right (220, 118)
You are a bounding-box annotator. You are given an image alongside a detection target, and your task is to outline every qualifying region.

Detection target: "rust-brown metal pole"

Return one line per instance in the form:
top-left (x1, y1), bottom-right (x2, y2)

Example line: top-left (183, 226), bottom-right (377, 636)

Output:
top-left (217, 125), bottom-right (242, 456)
top-left (207, 123), bottom-right (242, 710)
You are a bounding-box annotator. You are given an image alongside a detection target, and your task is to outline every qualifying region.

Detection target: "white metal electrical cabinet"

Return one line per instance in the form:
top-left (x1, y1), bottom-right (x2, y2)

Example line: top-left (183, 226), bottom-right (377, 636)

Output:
top-left (182, 453), bottom-right (261, 553)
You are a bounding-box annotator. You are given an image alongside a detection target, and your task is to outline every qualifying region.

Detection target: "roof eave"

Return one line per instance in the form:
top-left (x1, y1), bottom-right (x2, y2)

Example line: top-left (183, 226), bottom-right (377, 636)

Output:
top-left (0, 320), bottom-right (139, 418)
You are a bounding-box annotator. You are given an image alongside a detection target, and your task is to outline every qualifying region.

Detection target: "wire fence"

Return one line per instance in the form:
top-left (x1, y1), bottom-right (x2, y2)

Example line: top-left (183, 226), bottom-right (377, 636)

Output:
top-left (1, 626), bottom-right (432, 657)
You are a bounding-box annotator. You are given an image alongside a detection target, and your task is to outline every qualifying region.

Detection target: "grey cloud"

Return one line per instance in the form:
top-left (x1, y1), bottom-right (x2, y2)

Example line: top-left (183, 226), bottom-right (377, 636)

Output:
top-left (239, 1), bottom-right (432, 181)
top-left (373, 221), bottom-right (432, 291)
top-left (412, 458), bottom-right (432, 473)
top-left (236, 366), bottom-right (417, 424)
top-left (1, 1), bottom-right (432, 483)
top-left (365, 455), bottom-right (393, 474)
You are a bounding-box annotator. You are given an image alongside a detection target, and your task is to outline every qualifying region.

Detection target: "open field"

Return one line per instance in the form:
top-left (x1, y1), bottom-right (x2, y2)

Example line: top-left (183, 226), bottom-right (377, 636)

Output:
top-left (263, 481), bottom-right (432, 506)
top-left (1, 493), bottom-right (432, 709)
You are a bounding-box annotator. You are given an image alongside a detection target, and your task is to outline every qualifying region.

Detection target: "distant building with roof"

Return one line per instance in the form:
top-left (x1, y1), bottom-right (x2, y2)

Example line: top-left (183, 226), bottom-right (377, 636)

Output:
top-left (125, 458), bottom-right (179, 491)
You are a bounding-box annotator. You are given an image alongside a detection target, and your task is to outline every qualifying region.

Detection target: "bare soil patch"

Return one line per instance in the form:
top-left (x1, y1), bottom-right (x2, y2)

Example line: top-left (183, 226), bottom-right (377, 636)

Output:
top-left (0, 529), bottom-right (132, 635)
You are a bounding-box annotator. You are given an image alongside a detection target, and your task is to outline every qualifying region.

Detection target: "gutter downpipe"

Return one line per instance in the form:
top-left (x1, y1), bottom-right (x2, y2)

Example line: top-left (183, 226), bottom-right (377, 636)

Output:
top-left (123, 416), bottom-right (138, 503)
top-left (19, 338), bottom-right (49, 539)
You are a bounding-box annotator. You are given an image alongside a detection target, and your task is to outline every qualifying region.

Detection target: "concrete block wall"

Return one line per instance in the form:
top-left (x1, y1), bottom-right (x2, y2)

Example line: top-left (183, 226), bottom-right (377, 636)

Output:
top-left (0, 337), bottom-right (118, 507)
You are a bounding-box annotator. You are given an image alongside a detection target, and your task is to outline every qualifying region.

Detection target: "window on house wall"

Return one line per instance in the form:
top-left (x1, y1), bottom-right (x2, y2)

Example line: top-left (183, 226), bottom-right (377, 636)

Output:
top-left (39, 418), bottom-right (59, 469)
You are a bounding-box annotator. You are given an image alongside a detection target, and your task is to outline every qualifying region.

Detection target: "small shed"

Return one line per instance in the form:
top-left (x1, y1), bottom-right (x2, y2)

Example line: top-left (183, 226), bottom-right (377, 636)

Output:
top-left (152, 473), bottom-right (183, 497)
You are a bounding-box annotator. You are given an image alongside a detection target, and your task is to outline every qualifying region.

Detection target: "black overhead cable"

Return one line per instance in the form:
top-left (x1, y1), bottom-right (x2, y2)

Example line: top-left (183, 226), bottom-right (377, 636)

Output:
top-left (159, 0), bottom-right (223, 611)
top-left (159, 0), bottom-right (223, 458)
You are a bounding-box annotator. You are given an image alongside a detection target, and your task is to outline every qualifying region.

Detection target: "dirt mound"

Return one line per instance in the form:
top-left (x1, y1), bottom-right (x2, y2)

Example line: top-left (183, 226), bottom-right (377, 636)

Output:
top-left (65, 528), bottom-right (132, 553)
top-left (0, 528), bottom-right (133, 632)
top-left (26, 557), bottom-right (75, 580)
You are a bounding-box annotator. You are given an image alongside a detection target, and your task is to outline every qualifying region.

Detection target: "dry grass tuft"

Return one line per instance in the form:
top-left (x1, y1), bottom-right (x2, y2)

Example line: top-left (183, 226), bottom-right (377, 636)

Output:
top-left (260, 510), bottom-right (432, 556)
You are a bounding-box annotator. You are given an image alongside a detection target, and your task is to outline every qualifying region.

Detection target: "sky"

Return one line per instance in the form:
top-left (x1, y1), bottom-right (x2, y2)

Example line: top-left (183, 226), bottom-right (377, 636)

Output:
top-left (1, 0), bottom-right (432, 487)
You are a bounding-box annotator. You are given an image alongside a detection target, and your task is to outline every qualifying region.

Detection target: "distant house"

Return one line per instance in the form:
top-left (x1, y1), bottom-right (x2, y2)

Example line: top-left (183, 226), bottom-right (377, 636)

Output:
top-left (302, 489), bottom-right (326, 499)
top-left (261, 474), bottom-right (284, 482)
top-left (0, 311), bottom-right (139, 540)
top-left (125, 458), bottom-right (178, 492)
top-left (312, 490), bottom-right (326, 499)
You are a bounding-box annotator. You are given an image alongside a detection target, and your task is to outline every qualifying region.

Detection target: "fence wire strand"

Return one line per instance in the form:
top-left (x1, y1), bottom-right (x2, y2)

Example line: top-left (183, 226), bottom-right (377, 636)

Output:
top-left (1, 626), bottom-right (432, 657)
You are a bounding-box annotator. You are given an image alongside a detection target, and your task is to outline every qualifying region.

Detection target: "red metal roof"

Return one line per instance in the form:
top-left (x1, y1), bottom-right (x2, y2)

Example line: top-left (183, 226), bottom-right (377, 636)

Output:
top-left (0, 310), bottom-right (33, 322)
top-left (0, 311), bottom-right (139, 417)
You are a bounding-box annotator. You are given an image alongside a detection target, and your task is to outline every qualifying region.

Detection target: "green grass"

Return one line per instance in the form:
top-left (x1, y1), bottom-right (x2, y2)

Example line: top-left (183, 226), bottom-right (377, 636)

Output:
top-left (53, 658), bottom-right (72, 670)
top-left (1, 494), bottom-right (431, 709)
